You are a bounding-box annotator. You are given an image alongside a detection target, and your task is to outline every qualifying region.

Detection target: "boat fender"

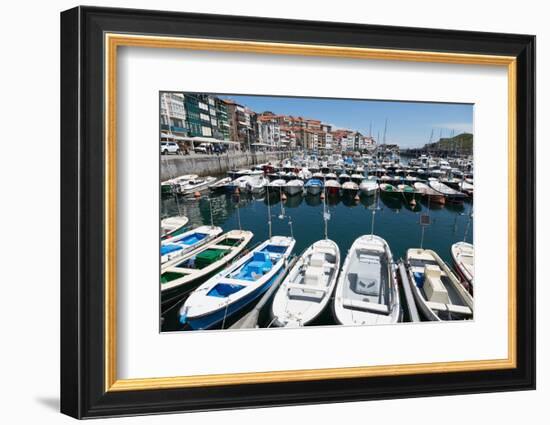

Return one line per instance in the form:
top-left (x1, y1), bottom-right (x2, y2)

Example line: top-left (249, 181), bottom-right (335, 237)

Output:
top-left (179, 313), bottom-right (187, 325)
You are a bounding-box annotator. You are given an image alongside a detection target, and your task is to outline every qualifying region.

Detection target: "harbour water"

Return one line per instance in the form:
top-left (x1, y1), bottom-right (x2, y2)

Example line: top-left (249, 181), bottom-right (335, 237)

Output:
top-left (161, 189), bottom-right (473, 332)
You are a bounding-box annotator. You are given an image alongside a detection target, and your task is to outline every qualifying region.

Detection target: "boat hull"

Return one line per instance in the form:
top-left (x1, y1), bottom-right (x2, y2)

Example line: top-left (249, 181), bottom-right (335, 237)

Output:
top-left (185, 267), bottom-right (286, 330)
top-left (285, 185), bottom-right (303, 196)
top-left (306, 185), bottom-right (322, 196)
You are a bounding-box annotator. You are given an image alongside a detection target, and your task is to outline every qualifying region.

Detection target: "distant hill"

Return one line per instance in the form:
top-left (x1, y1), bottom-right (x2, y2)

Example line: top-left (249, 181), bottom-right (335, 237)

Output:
top-left (423, 133), bottom-right (473, 153)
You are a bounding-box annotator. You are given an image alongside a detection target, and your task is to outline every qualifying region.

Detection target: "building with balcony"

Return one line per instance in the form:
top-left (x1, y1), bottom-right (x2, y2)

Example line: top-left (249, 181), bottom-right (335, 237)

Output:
top-left (160, 93), bottom-right (187, 137)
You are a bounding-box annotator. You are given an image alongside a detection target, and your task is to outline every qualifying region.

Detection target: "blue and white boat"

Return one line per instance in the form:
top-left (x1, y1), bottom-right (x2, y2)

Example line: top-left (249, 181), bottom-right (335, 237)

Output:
top-left (161, 225), bottom-right (223, 264)
top-left (179, 236), bottom-right (296, 330)
top-left (304, 178), bottom-right (324, 195)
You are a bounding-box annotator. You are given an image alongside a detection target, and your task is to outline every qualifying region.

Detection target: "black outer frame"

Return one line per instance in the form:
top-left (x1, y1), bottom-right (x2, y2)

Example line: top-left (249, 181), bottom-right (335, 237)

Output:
top-left (60, 6), bottom-right (535, 419)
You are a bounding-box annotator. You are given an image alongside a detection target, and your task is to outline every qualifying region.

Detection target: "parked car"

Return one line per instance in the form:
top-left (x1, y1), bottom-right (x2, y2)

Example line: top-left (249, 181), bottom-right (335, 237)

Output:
top-left (194, 144), bottom-right (208, 154)
top-left (161, 142), bottom-right (181, 155)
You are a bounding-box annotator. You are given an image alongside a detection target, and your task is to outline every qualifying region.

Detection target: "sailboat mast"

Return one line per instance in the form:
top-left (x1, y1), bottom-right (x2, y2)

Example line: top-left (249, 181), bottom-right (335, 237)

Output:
top-left (323, 190), bottom-right (328, 240)
top-left (266, 183), bottom-right (272, 239)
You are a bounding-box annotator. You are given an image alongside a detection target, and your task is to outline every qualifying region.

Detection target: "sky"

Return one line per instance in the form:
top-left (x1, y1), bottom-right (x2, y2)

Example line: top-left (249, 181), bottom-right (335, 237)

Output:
top-left (218, 94), bottom-right (473, 148)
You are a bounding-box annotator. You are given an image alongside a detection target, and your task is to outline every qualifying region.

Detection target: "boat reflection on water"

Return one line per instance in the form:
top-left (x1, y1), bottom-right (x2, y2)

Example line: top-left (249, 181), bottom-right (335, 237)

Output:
top-left (420, 197), bottom-right (446, 210)
top-left (304, 193), bottom-right (322, 207)
top-left (380, 194), bottom-right (403, 212)
top-left (403, 200), bottom-right (422, 213)
top-left (326, 193), bottom-right (340, 206)
top-left (341, 196), bottom-right (360, 207)
top-left (283, 193), bottom-right (303, 208)
top-left (445, 201), bottom-right (465, 213)
top-left (359, 194), bottom-right (376, 209)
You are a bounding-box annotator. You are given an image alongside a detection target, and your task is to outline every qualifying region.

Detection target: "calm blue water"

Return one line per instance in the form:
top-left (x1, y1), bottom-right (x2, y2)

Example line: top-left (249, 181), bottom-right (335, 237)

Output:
top-left (161, 190), bottom-right (473, 331)
top-left (162, 191), bottom-right (473, 265)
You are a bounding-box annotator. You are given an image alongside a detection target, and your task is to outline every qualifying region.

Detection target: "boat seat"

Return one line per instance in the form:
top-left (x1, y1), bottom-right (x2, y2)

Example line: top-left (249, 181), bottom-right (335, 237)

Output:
top-left (286, 283), bottom-right (327, 294)
top-left (309, 253), bottom-right (325, 268)
top-left (423, 265), bottom-right (450, 304)
top-left (426, 301), bottom-right (473, 317)
top-left (342, 299), bottom-right (390, 315)
top-left (304, 266), bottom-right (324, 286)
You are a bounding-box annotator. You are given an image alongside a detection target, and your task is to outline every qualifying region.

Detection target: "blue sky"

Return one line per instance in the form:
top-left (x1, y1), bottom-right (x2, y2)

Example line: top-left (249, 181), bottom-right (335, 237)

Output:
top-left (219, 94), bottom-right (473, 148)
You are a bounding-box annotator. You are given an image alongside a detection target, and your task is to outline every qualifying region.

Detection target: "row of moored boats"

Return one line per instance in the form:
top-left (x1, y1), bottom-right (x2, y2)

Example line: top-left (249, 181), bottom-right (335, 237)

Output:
top-left (160, 217), bottom-right (474, 330)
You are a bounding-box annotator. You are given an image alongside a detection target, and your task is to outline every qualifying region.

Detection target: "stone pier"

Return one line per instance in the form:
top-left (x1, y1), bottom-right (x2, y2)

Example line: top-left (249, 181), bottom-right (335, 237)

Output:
top-left (160, 151), bottom-right (292, 181)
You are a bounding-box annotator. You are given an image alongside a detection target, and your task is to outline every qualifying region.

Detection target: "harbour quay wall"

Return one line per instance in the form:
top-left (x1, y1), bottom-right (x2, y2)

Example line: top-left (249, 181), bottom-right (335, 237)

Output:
top-left (161, 151), bottom-right (292, 180)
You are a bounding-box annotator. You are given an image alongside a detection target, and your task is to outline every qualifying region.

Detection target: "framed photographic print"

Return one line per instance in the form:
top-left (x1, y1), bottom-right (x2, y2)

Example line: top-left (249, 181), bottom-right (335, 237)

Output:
top-left (60, 6), bottom-right (536, 419)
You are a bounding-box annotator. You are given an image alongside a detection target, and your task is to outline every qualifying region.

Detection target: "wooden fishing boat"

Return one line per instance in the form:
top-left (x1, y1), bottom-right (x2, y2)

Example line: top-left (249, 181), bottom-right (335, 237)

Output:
top-left (451, 242), bottom-right (474, 293)
top-left (179, 236), bottom-right (296, 330)
top-left (161, 230), bottom-right (254, 304)
top-left (161, 225), bottom-right (223, 264)
top-left (334, 235), bottom-right (401, 325)
top-left (405, 248), bottom-right (473, 321)
top-left (271, 239), bottom-right (340, 327)
top-left (414, 182), bottom-right (446, 205)
top-left (161, 215), bottom-right (189, 239)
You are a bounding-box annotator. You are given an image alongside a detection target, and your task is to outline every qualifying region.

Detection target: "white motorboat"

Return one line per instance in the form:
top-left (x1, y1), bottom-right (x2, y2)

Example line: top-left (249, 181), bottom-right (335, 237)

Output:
top-left (180, 177), bottom-right (217, 196)
top-left (414, 182), bottom-right (446, 204)
top-left (161, 215), bottom-right (189, 239)
top-left (458, 181), bottom-right (474, 196)
top-left (339, 172), bottom-right (351, 183)
top-left (298, 168), bottom-right (313, 180)
top-left (179, 236), bottom-right (296, 330)
top-left (161, 225), bottom-right (223, 264)
top-left (429, 180), bottom-right (467, 203)
top-left (341, 181), bottom-right (359, 196)
top-left (334, 235), bottom-right (401, 325)
top-left (359, 179), bottom-right (378, 196)
top-left (351, 173), bottom-right (364, 183)
top-left (324, 179), bottom-right (341, 195)
top-left (451, 242), bottom-right (474, 292)
top-left (268, 179), bottom-right (286, 192)
top-left (162, 174), bottom-right (198, 195)
top-left (227, 175), bottom-right (252, 193)
top-left (405, 248), bottom-right (473, 321)
top-left (161, 230), bottom-right (254, 303)
top-left (245, 176), bottom-right (269, 194)
top-left (271, 239), bottom-right (340, 327)
top-left (209, 177), bottom-right (232, 192)
top-left (312, 172), bottom-right (325, 180)
top-left (284, 179), bottom-right (304, 196)
top-left (304, 179), bottom-right (324, 195)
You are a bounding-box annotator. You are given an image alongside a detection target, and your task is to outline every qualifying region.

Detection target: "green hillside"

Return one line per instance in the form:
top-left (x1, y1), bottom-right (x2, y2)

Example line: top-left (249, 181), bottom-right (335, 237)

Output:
top-left (424, 133), bottom-right (473, 153)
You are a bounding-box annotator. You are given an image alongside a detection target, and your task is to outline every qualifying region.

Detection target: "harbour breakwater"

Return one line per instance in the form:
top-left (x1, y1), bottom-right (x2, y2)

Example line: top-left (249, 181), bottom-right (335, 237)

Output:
top-left (161, 151), bottom-right (292, 181)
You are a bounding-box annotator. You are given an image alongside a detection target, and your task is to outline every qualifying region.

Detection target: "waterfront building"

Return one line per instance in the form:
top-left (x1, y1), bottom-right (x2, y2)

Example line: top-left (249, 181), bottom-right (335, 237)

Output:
top-left (160, 93), bottom-right (187, 138)
top-left (257, 112), bottom-right (281, 150)
top-left (183, 93), bottom-right (213, 138)
top-left (224, 99), bottom-right (257, 149)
